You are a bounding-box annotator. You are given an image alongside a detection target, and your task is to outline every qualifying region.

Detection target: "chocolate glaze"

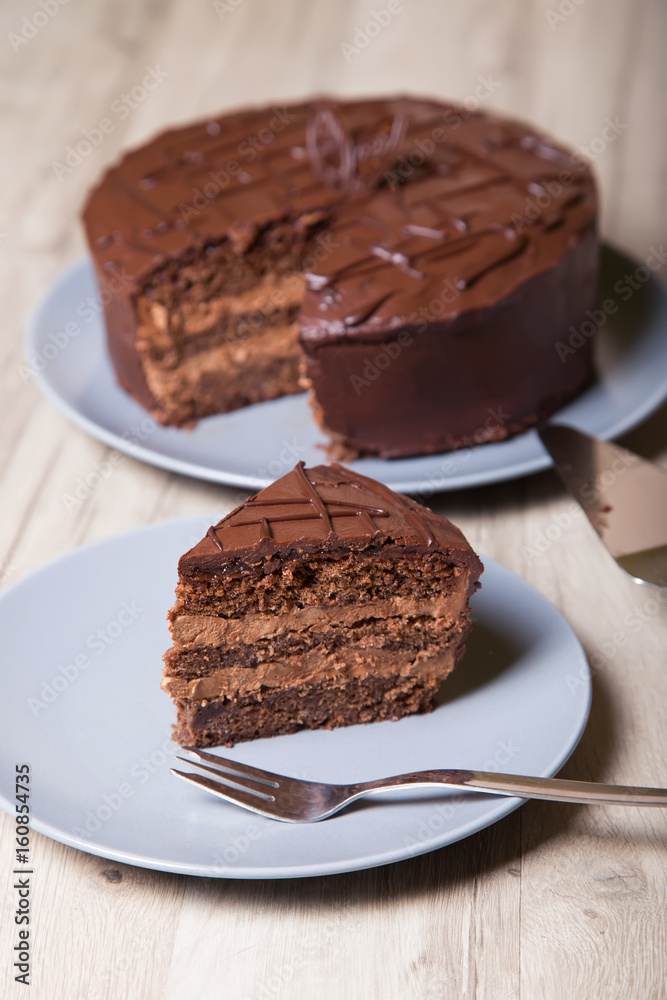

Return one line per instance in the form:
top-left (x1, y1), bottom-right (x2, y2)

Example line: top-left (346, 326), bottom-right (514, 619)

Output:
top-left (305, 106), bottom-right (408, 194)
top-left (297, 104), bottom-right (597, 456)
top-left (83, 96), bottom-right (597, 454)
top-left (305, 231), bottom-right (597, 457)
top-left (178, 462), bottom-right (482, 577)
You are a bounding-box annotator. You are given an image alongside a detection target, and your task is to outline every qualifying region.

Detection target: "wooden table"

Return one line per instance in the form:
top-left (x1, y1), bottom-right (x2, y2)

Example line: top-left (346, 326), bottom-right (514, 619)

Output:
top-left (1, 1), bottom-right (666, 996)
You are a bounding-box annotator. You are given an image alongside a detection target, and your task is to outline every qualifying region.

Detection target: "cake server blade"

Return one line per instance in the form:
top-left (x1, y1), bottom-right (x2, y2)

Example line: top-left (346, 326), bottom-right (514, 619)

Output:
top-left (538, 424), bottom-right (667, 588)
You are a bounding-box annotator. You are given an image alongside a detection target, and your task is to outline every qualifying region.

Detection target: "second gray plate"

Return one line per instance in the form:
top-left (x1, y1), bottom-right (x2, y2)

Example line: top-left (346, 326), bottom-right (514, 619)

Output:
top-left (25, 245), bottom-right (667, 493)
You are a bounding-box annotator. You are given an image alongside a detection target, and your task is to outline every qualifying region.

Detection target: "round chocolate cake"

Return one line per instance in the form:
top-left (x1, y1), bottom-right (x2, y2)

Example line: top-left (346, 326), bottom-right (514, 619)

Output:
top-left (83, 95), bottom-right (598, 458)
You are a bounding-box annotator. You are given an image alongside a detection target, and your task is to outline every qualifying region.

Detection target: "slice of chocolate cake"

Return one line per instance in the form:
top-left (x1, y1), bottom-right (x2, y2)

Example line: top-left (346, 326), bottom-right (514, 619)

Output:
top-left (162, 463), bottom-right (483, 747)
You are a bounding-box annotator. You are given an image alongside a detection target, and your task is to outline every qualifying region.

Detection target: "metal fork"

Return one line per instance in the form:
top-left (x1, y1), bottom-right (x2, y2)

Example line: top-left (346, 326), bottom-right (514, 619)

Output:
top-left (171, 748), bottom-right (667, 823)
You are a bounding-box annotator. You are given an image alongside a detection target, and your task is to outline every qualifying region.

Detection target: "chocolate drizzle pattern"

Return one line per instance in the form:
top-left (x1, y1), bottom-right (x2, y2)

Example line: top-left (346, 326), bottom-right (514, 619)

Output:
top-left (191, 463), bottom-right (454, 567)
top-left (305, 106), bottom-right (408, 194)
top-left (300, 116), bottom-right (595, 335)
top-left (207, 462), bottom-right (391, 547)
top-left (206, 525), bottom-right (223, 551)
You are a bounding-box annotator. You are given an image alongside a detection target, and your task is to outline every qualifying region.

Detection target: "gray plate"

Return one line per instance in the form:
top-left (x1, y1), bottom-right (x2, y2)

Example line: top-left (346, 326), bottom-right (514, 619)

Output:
top-left (24, 245), bottom-right (667, 493)
top-left (0, 517), bottom-right (590, 878)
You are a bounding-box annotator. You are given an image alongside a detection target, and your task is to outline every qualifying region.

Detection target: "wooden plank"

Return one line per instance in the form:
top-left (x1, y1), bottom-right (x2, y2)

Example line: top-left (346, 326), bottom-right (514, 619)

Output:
top-left (0, 0), bottom-right (665, 997)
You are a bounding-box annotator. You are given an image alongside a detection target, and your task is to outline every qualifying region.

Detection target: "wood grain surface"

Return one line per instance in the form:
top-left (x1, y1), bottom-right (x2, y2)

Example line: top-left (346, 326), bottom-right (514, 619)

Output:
top-left (1, 1), bottom-right (666, 997)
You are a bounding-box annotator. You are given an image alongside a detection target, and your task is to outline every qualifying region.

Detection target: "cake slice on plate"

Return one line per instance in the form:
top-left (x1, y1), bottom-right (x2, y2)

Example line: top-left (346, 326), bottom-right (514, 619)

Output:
top-left (162, 463), bottom-right (483, 747)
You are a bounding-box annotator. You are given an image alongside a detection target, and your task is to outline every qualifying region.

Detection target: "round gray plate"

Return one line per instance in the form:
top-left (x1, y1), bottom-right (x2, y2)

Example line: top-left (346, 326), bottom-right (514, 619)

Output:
top-left (0, 517), bottom-right (591, 878)
top-left (24, 245), bottom-right (667, 493)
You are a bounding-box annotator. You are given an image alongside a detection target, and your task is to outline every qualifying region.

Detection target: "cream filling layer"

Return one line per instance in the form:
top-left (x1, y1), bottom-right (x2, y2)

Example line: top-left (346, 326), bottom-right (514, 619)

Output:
top-left (141, 320), bottom-right (301, 404)
top-left (140, 271), bottom-right (306, 340)
top-left (161, 646), bottom-right (458, 700)
top-left (169, 593), bottom-right (467, 648)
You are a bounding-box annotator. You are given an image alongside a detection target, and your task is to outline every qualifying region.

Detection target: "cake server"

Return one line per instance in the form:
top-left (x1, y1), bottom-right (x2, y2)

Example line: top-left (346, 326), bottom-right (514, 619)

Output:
top-left (171, 748), bottom-right (667, 822)
top-left (539, 424), bottom-right (667, 589)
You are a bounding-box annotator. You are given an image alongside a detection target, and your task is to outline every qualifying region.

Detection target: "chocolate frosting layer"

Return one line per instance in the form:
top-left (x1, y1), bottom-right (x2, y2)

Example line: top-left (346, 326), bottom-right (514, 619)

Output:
top-left (170, 592), bottom-right (465, 647)
top-left (162, 646), bottom-right (457, 700)
top-left (179, 462), bottom-right (483, 576)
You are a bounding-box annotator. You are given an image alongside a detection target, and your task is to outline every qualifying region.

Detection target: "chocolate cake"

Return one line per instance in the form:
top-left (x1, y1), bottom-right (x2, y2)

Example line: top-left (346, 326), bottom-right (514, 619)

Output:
top-left (83, 95), bottom-right (598, 458)
top-left (162, 462), bottom-right (483, 747)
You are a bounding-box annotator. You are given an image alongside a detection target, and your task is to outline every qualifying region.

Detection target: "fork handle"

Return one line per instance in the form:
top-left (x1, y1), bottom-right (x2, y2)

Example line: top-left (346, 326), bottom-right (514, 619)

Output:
top-left (359, 769), bottom-right (667, 807)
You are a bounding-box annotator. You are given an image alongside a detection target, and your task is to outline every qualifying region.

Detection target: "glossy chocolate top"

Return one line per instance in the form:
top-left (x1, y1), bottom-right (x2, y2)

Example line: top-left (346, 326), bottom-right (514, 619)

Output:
top-left (299, 106), bottom-right (596, 340)
top-left (178, 462), bottom-right (482, 573)
top-left (83, 95), bottom-right (596, 332)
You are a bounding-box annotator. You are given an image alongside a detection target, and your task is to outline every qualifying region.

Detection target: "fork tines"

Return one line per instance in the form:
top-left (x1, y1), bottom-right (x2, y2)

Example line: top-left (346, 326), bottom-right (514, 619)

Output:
top-left (181, 747), bottom-right (280, 788)
top-left (171, 747), bottom-right (287, 818)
